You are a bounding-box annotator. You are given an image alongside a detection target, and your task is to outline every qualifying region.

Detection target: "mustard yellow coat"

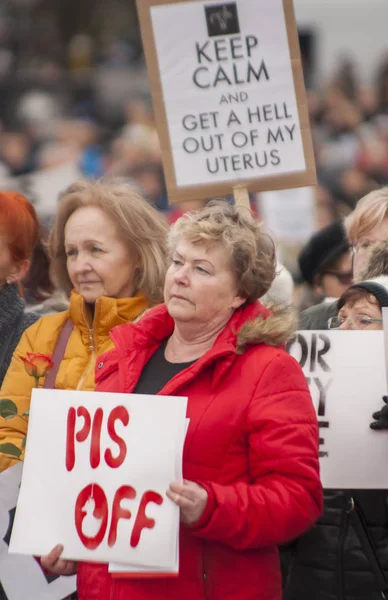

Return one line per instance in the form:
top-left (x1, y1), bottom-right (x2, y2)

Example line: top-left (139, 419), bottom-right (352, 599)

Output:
top-left (0, 291), bottom-right (149, 471)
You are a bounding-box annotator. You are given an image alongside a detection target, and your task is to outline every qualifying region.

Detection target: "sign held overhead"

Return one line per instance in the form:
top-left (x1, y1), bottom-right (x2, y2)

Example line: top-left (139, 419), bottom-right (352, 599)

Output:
top-left (137, 0), bottom-right (316, 203)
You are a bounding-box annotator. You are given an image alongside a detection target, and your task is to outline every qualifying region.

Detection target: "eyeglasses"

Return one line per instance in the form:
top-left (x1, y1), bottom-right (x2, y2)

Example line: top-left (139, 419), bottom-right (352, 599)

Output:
top-left (322, 270), bottom-right (353, 285)
top-left (328, 314), bottom-right (383, 329)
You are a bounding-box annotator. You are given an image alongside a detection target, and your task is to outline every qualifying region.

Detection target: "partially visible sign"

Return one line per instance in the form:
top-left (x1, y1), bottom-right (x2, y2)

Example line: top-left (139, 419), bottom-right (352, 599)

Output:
top-left (0, 463), bottom-right (76, 600)
top-left (9, 390), bottom-right (187, 571)
top-left (257, 186), bottom-right (317, 271)
top-left (137, 0), bottom-right (316, 203)
top-left (257, 187), bottom-right (316, 243)
top-left (287, 330), bottom-right (388, 489)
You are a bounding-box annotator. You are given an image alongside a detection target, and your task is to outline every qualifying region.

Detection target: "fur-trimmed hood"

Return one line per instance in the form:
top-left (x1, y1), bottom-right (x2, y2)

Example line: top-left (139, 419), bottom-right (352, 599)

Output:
top-left (236, 304), bottom-right (297, 353)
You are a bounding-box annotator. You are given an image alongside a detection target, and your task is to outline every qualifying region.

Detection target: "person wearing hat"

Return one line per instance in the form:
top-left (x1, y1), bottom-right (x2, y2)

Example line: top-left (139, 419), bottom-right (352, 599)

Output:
top-left (333, 274), bottom-right (388, 430)
top-left (298, 220), bottom-right (352, 329)
top-left (285, 274), bottom-right (388, 600)
top-left (328, 274), bottom-right (388, 330)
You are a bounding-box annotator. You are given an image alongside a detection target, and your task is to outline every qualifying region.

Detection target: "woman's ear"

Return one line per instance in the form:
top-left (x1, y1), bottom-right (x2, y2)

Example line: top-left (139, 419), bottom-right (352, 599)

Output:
top-left (230, 295), bottom-right (246, 310)
top-left (7, 259), bottom-right (30, 284)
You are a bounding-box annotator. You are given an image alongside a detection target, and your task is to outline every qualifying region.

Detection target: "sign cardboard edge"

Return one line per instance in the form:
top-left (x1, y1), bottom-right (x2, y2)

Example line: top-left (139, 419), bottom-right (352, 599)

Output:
top-left (137, 0), bottom-right (316, 204)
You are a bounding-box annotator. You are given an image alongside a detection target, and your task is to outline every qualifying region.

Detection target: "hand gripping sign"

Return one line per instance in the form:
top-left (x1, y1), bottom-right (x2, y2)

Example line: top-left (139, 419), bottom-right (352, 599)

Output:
top-left (9, 389), bottom-right (187, 572)
top-left (287, 331), bottom-right (388, 489)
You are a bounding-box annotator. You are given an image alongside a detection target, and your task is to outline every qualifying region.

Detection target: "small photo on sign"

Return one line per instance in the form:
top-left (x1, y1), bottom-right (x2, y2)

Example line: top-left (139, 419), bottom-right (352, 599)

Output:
top-left (205, 3), bottom-right (240, 37)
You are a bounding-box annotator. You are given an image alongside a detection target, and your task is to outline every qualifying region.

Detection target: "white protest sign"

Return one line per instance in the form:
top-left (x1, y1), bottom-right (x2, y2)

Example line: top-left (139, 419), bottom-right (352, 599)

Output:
top-left (257, 187), bottom-right (316, 244)
top-left (137, 0), bottom-right (315, 203)
top-left (9, 389), bottom-right (187, 571)
top-left (0, 463), bottom-right (76, 600)
top-left (257, 186), bottom-right (317, 270)
top-left (0, 162), bottom-right (82, 218)
top-left (287, 330), bottom-right (388, 489)
top-left (108, 418), bottom-right (190, 577)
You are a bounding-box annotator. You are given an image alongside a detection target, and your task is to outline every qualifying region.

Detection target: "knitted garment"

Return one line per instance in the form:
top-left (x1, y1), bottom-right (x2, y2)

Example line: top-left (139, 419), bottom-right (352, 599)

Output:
top-left (0, 284), bottom-right (39, 386)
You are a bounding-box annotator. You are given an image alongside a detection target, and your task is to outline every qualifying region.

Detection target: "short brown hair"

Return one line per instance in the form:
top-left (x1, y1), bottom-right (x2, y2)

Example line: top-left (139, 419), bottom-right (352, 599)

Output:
top-left (49, 179), bottom-right (168, 304)
top-left (345, 187), bottom-right (388, 243)
top-left (168, 200), bottom-right (276, 302)
top-left (337, 287), bottom-right (379, 311)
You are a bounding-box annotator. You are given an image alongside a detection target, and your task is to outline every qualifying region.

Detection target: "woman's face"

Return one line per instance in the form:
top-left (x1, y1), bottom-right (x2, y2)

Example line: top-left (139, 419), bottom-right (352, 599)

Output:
top-left (337, 297), bottom-right (383, 330)
top-left (65, 206), bottom-right (138, 304)
top-left (164, 239), bottom-right (245, 329)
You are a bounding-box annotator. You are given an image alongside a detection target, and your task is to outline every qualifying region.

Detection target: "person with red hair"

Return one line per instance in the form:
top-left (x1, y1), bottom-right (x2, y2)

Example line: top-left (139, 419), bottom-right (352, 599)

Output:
top-left (0, 191), bottom-right (40, 385)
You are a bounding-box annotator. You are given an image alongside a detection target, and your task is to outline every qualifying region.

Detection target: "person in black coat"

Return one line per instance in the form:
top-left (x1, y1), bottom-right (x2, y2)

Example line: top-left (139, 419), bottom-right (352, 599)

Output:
top-left (285, 277), bottom-right (388, 600)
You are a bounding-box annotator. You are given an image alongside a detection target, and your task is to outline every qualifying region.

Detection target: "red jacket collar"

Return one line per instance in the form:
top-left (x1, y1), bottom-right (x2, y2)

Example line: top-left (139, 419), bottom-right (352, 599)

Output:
top-left (112, 301), bottom-right (268, 348)
top-left (96, 301), bottom-right (269, 392)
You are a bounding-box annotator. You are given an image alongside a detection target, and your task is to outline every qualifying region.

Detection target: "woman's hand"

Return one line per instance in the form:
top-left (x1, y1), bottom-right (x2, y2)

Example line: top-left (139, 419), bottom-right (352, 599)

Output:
top-left (40, 544), bottom-right (78, 576)
top-left (167, 480), bottom-right (208, 525)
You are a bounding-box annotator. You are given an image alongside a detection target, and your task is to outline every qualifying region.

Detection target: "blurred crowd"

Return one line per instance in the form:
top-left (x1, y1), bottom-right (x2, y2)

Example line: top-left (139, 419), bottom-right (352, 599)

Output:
top-left (309, 57), bottom-right (388, 226)
top-left (1, 3), bottom-right (388, 313)
top-left (2, 5), bottom-right (388, 600)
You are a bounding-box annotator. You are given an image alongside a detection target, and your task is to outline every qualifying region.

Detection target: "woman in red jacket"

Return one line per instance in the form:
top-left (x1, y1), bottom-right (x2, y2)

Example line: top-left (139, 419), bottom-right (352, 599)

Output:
top-left (43, 201), bottom-right (322, 600)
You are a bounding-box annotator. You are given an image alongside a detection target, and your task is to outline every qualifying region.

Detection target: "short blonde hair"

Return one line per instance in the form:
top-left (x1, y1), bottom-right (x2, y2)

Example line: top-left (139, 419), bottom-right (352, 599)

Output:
top-left (168, 200), bottom-right (276, 302)
top-left (345, 187), bottom-right (388, 243)
top-left (49, 179), bottom-right (168, 304)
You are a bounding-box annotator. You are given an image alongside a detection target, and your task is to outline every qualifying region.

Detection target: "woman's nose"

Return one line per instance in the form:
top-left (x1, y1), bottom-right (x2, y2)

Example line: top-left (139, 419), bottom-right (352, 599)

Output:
top-left (339, 319), bottom-right (351, 330)
top-left (173, 265), bottom-right (190, 284)
top-left (73, 253), bottom-right (92, 273)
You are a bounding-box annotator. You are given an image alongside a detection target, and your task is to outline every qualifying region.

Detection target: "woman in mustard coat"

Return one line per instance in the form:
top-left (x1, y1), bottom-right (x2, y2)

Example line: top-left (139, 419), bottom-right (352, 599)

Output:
top-left (0, 178), bottom-right (168, 472)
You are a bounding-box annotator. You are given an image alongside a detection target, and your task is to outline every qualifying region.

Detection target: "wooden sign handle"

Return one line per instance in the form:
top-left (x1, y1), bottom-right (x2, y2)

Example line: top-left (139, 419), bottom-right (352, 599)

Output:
top-left (233, 186), bottom-right (250, 208)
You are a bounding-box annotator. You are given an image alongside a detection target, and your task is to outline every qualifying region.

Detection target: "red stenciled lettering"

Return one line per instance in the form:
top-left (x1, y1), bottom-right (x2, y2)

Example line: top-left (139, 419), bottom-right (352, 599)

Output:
top-left (65, 407), bottom-right (76, 472)
top-left (107, 485), bottom-right (136, 547)
top-left (90, 408), bottom-right (103, 469)
top-left (104, 406), bottom-right (129, 469)
top-left (75, 484), bottom-right (108, 550)
top-left (66, 406), bottom-right (91, 472)
top-left (130, 490), bottom-right (163, 548)
top-left (76, 406), bottom-right (91, 442)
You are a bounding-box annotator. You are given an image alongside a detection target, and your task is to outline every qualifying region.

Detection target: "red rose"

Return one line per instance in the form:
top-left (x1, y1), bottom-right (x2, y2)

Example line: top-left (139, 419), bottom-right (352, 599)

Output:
top-left (20, 353), bottom-right (54, 384)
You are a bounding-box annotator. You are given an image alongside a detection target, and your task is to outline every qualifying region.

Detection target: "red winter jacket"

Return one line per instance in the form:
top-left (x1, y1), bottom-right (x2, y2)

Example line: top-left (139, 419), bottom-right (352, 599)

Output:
top-left (77, 302), bottom-right (322, 600)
